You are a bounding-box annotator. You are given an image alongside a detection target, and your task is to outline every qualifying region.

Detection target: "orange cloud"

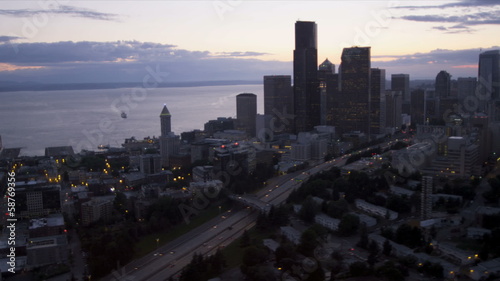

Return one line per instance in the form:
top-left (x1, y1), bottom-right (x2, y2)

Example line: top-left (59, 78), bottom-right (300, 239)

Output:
top-left (0, 63), bottom-right (45, 72)
top-left (452, 64), bottom-right (478, 69)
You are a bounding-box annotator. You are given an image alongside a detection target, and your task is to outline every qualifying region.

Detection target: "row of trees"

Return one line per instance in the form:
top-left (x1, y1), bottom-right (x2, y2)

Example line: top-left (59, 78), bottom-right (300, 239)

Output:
top-left (179, 250), bottom-right (226, 281)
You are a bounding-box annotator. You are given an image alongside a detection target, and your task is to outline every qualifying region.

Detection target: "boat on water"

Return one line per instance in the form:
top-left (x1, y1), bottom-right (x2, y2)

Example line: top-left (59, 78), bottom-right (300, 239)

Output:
top-left (97, 144), bottom-right (110, 150)
top-left (121, 111), bottom-right (127, 118)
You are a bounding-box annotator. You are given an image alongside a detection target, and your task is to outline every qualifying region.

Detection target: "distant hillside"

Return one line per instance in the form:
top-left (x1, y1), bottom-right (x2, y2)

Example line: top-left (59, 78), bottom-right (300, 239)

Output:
top-left (0, 80), bottom-right (262, 92)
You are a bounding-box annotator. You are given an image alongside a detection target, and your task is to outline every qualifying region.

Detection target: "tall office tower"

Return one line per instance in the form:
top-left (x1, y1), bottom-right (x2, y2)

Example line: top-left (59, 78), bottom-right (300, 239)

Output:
top-left (435, 70), bottom-right (451, 98)
top-left (457, 77), bottom-right (477, 101)
top-left (293, 21), bottom-right (319, 133)
top-left (159, 104), bottom-right (179, 167)
top-left (318, 59), bottom-right (338, 126)
top-left (236, 93), bottom-right (257, 137)
top-left (391, 74), bottom-right (410, 102)
top-left (384, 90), bottom-right (402, 131)
top-left (411, 89), bottom-right (426, 126)
top-left (478, 50), bottom-right (500, 101)
top-left (420, 176), bottom-right (433, 220)
top-left (333, 46), bottom-right (371, 136)
top-left (370, 68), bottom-right (386, 135)
top-left (478, 50), bottom-right (500, 153)
top-left (160, 104), bottom-right (171, 136)
top-left (263, 75), bottom-right (293, 134)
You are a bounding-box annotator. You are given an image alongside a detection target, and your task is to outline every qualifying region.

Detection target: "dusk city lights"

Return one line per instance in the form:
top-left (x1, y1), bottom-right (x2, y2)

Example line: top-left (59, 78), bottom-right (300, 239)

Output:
top-left (1, 1), bottom-right (500, 281)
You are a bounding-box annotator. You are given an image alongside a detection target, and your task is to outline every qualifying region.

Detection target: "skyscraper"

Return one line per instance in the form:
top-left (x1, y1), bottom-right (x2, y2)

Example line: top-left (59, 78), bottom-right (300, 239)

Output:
top-left (478, 50), bottom-right (500, 153)
top-left (264, 75), bottom-right (293, 134)
top-left (318, 58), bottom-right (338, 127)
top-left (391, 74), bottom-right (410, 102)
top-left (411, 89), bottom-right (426, 126)
top-left (293, 21), bottom-right (319, 133)
top-left (333, 46), bottom-right (371, 136)
top-left (159, 104), bottom-right (179, 167)
top-left (236, 93), bottom-right (257, 137)
top-left (435, 70), bottom-right (451, 98)
top-left (457, 77), bottom-right (477, 101)
top-left (160, 104), bottom-right (171, 136)
top-left (478, 50), bottom-right (500, 101)
top-left (371, 68), bottom-right (385, 135)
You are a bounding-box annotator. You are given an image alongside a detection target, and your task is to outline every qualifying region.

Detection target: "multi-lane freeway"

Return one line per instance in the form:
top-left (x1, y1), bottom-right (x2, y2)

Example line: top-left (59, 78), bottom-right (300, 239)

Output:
top-left (103, 138), bottom-right (401, 281)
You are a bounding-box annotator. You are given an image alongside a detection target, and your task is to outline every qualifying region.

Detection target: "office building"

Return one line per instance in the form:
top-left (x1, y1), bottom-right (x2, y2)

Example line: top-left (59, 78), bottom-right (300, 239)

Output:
top-left (391, 74), bottom-right (410, 102)
top-left (236, 93), bottom-right (257, 137)
top-left (383, 90), bottom-right (402, 133)
top-left (421, 176), bottom-right (433, 220)
top-left (159, 104), bottom-right (179, 167)
top-left (139, 154), bottom-right (162, 174)
top-left (264, 75), bottom-right (293, 134)
top-left (457, 77), bottom-right (477, 101)
top-left (81, 197), bottom-right (113, 226)
top-left (435, 70), bottom-right (451, 98)
top-left (293, 21), bottom-right (319, 133)
top-left (411, 89), bottom-right (426, 126)
top-left (478, 50), bottom-right (500, 153)
top-left (318, 59), bottom-right (338, 126)
top-left (16, 184), bottom-right (61, 218)
top-left (204, 117), bottom-right (235, 137)
top-left (333, 46), bottom-right (371, 136)
top-left (371, 68), bottom-right (385, 135)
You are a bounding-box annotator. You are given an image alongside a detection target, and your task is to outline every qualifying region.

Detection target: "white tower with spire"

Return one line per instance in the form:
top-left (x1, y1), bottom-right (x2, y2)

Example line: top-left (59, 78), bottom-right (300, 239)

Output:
top-left (159, 104), bottom-right (179, 167)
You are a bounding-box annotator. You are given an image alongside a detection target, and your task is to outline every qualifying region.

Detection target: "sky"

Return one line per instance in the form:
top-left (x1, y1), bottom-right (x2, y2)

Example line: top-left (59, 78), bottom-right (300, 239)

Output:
top-left (0, 0), bottom-right (499, 83)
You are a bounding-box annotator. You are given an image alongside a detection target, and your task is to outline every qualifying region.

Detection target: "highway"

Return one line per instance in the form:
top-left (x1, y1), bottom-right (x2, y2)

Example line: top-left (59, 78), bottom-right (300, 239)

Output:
top-left (103, 139), bottom-right (396, 281)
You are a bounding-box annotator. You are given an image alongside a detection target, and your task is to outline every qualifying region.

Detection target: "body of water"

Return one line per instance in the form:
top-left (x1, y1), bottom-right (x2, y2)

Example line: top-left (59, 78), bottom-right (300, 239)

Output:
top-left (0, 84), bottom-right (263, 156)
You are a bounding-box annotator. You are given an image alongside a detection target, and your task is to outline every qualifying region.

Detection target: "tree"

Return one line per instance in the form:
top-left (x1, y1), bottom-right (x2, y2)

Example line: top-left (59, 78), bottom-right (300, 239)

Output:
top-left (242, 246), bottom-right (268, 267)
top-left (299, 198), bottom-right (318, 223)
top-left (298, 229), bottom-right (319, 257)
top-left (240, 230), bottom-right (251, 248)
top-left (306, 266), bottom-right (325, 281)
top-left (357, 224), bottom-right (369, 249)
top-left (367, 240), bottom-right (379, 267)
top-left (383, 239), bottom-right (392, 256)
top-left (349, 261), bottom-right (371, 277)
top-left (326, 199), bottom-right (349, 219)
top-left (338, 214), bottom-right (360, 237)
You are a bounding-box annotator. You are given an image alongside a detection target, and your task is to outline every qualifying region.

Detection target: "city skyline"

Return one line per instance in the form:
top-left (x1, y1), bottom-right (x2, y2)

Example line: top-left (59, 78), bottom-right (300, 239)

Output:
top-left (0, 0), bottom-right (499, 84)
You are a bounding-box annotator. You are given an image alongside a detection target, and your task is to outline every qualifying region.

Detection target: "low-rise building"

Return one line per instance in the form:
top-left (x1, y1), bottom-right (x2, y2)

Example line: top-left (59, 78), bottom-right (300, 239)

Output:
top-left (26, 234), bottom-right (68, 268)
top-left (80, 197), bottom-right (113, 226)
top-left (355, 199), bottom-right (398, 220)
top-left (314, 213), bottom-right (340, 231)
top-left (280, 226), bottom-right (302, 245)
top-left (467, 227), bottom-right (492, 239)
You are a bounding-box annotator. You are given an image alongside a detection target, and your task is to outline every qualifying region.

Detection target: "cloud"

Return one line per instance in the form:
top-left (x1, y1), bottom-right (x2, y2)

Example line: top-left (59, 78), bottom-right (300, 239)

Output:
top-left (372, 47), bottom-right (499, 78)
top-left (0, 5), bottom-right (120, 21)
top-left (0, 41), bottom-right (180, 64)
top-left (0, 35), bottom-right (24, 43)
top-left (212, 51), bottom-right (271, 57)
top-left (0, 41), bottom-right (290, 83)
top-left (395, 0), bottom-right (500, 10)
top-left (393, 0), bottom-right (500, 32)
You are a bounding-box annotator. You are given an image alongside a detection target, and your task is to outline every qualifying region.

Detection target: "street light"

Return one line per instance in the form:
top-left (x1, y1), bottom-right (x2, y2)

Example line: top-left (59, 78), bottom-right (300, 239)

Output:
top-left (218, 205), bottom-right (221, 214)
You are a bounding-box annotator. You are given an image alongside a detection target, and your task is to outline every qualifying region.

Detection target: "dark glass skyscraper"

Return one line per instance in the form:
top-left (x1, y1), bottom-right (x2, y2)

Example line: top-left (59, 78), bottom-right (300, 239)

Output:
top-left (435, 70), bottom-right (451, 98)
top-left (333, 46), bottom-right (371, 135)
top-left (478, 50), bottom-right (500, 154)
top-left (318, 59), bottom-right (337, 126)
top-left (293, 21), bottom-right (319, 133)
top-left (370, 68), bottom-right (385, 135)
top-left (391, 74), bottom-right (410, 102)
top-left (264, 75), bottom-right (293, 133)
top-left (236, 93), bottom-right (257, 137)
top-left (478, 50), bottom-right (500, 100)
